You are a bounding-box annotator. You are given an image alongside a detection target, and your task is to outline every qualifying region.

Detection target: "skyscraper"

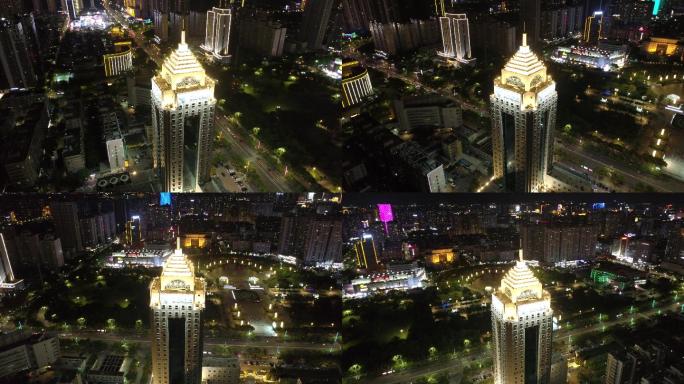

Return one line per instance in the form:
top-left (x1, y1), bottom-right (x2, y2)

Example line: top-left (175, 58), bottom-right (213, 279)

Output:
top-left (49, 201), bottom-right (83, 254)
top-left (490, 33), bottom-right (557, 192)
top-left (61, 0), bottom-right (83, 20)
top-left (151, 30), bottom-right (216, 192)
top-left (438, 13), bottom-right (474, 65)
top-left (583, 11), bottom-right (603, 45)
top-left (0, 233), bottom-right (16, 285)
top-left (0, 18), bottom-right (37, 90)
top-left (203, 6), bottom-right (232, 62)
top-left (303, 217), bottom-right (343, 264)
top-left (299, 0), bottom-right (335, 50)
top-left (149, 238), bottom-right (206, 384)
top-left (353, 234), bottom-right (380, 270)
top-left (491, 250), bottom-right (553, 384)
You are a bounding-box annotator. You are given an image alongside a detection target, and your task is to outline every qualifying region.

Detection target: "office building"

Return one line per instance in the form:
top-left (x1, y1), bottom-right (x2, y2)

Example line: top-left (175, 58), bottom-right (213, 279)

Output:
top-left (86, 354), bottom-right (133, 384)
top-left (393, 95), bottom-right (462, 131)
top-left (151, 30), bottom-right (216, 192)
top-left (201, 356), bottom-right (240, 384)
top-left (203, 6), bottom-right (232, 62)
top-left (491, 250), bottom-right (553, 384)
top-left (490, 33), bottom-right (557, 192)
top-left (438, 13), bottom-right (474, 65)
top-left (390, 141), bottom-right (448, 192)
top-left (299, 0), bottom-right (335, 50)
top-left (0, 332), bottom-right (60, 378)
top-left (103, 112), bottom-right (126, 173)
top-left (149, 238), bottom-right (206, 384)
top-left (341, 60), bottom-right (373, 108)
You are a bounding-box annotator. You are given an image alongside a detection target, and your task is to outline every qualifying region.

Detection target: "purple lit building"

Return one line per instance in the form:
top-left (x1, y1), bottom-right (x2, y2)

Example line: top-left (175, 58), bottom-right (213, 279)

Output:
top-left (377, 203), bottom-right (393, 233)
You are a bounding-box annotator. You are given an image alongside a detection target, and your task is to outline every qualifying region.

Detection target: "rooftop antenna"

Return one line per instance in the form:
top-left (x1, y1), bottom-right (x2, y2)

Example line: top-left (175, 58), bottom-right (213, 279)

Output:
top-left (181, 17), bottom-right (186, 44)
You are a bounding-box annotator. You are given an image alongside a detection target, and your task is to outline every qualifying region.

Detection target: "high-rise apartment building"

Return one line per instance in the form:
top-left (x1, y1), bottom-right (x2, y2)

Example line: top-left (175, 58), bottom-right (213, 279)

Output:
top-left (237, 17), bottom-right (287, 57)
top-left (151, 30), bottom-right (216, 192)
top-left (0, 18), bottom-right (37, 90)
top-left (49, 201), bottom-right (83, 254)
top-left (491, 251), bottom-right (553, 384)
top-left (203, 6), bottom-right (232, 62)
top-left (303, 217), bottom-right (343, 264)
top-left (490, 33), bottom-right (557, 192)
top-left (438, 13), bottom-right (474, 65)
top-left (299, 0), bottom-right (335, 50)
top-left (149, 238), bottom-right (206, 384)
top-left (521, 222), bottom-right (598, 264)
top-left (61, 0), bottom-right (83, 20)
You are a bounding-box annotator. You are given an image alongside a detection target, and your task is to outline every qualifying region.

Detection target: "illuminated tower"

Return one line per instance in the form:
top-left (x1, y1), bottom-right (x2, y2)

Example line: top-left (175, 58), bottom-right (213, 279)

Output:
top-left (151, 29), bottom-right (216, 192)
top-left (438, 13), bottom-right (474, 65)
top-left (583, 11), bottom-right (603, 45)
top-left (377, 203), bottom-right (393, 234)
top-left (491, 250), bottom-right (553, 384)
top-left (353, 234), bottom-right (379, 271)
top-left (149, 238), bottom-right (206, 384)
top-left (203, 5), bottom-right (232, 62)
top-left (490, 33), bottom-right (557, 192)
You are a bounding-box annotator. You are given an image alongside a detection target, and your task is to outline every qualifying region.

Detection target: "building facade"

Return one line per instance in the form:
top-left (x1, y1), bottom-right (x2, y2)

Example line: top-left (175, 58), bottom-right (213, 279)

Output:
top-left (103, 41), bottom-right (133, 77)
top-left (149, 238), bottom-right (206, 384)
top-left (490, 33), bottom-right (557, 192)
top-left (341, 60), bottom-right (373, 108)
top-left (491, 251), bottom-right (553, 384)
top-left (151, 30), bottom-right (216, 192)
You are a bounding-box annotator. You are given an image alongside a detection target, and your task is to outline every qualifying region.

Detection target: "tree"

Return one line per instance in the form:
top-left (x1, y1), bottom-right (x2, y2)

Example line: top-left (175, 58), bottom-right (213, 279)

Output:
top-left (563, 124), bottom-right (572, 135)
top-left (274, 147), bottom-right (286, 161)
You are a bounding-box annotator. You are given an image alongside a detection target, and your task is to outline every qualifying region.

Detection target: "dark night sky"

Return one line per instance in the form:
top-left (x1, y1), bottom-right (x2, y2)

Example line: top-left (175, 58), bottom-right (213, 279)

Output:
top-left (341, 193), bottom-right (684, 206)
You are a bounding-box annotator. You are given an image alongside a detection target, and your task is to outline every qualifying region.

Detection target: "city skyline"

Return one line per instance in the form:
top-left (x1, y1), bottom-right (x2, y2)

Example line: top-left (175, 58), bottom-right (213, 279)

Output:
top-left (2, 0), bottom-right (684, 383)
